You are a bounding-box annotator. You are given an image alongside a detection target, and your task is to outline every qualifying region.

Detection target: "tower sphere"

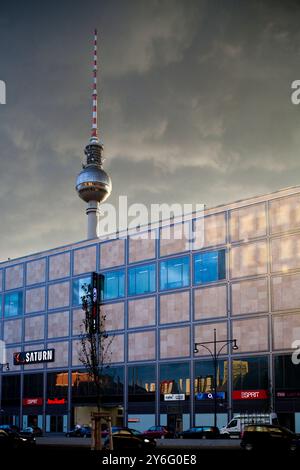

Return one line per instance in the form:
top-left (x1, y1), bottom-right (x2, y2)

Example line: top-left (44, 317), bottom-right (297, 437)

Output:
top-left (76, 164), bottom-right (112, 203)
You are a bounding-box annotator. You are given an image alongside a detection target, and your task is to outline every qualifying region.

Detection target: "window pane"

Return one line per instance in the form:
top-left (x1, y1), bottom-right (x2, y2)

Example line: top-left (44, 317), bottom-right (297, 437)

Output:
top-left (23, 373), bottom-right (43, 397)
top-left (47, 371), bottom-right (69, 398)
top-left (194, 360), bottom-right (226, 394)
top-left (159, 362), bottom-right (190, 397)
top-left (160, 256), bottom-right (190, 291)
top-left (194, 249), bottom-right (226, 284)
top-left (4, 291), bottom-right (23, 317)
top-left (72, 276), bottom-right (91, 306)
top-left (128, 365), bottom-right (156, 400)
top-left (0, 294), bottom-right (2, 318)
top-left (275, 355), bottom-right (300, 390)
top-left (128, 264), bottom-right (156, 296)
top-left (103, 270), bottom-right (125, 300)
top-left (232, 357), bottom-right (269, 390)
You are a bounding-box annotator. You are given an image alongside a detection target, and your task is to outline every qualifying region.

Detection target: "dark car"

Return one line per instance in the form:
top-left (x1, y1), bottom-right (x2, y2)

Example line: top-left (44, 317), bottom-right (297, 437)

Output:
top-left (65, 426), bottom-right (92, 437)
top-left (101, 426), bottom-right (123, 439)
top-left (241, 424), bottom-right (300, 453)
top-left (20, 426), bottom-right (43, 437)
top-left (179, 426), bottom-right (220, 439)
top-left (0, 428), bottom-right (36, 449)
top-left (103, 428), bottom-right (156, 450)
top-left (142, 425), bottom-right (175, 439)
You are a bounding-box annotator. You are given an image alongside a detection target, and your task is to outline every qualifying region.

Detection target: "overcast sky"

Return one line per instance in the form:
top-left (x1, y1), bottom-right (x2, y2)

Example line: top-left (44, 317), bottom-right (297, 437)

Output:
top-left (1, 0), bottom-right (300, 261)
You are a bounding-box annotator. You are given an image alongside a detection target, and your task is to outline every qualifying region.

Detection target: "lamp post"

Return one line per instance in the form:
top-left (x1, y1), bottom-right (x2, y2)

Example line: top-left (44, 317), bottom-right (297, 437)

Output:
top-left (194, 329), bottom-right (238, 428)
top-left (0, 362), bottom-right (9, 425)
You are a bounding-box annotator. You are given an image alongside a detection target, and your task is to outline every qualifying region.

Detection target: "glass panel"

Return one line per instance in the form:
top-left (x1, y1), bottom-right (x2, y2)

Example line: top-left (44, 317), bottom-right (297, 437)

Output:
top-left (232, 356), bottom-right (269, 390)
top-left (72, 276), bottom-right (91, 306)
top-left (159, 362), bottom-right (190, 398)
top-left (128, 264), bottom-right (156, 296)
top-left (0, 294), bottom-right (2, 318)
top-left (128, 365), bottom-right (156, 400)
top-left (47, 371), bottom-right (69, 399)
top-left (274, 355), bottom-right (300, 390)
top-left (71, 367), bottom-right (124, 398)
top-left (194, 250), bottom-right (226, 285)
top-left (23, 373), bottom-right (43, 397)
top-left (103, 270), bottom-right (125, 300)
top-left (160, 256), bottom-right (190, 291)
top-left (194, 360), bottom-right (226, 394)
top-left (2, 375), bottom-right (20, 404)
top-left (4, 291), bottom-right (23, 317)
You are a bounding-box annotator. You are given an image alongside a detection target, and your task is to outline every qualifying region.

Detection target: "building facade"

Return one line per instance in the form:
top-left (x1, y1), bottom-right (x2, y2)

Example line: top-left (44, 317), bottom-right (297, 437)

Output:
top-left (1, 185), bottom-right (300, 433)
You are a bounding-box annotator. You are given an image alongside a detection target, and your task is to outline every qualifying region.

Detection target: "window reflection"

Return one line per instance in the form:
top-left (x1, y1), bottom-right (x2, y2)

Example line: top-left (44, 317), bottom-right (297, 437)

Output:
top-left (232, 357), bottom-right (268, 390)
top-left (4, 291), bottom-right (23, 317)
top-left (194, 360), bottom-right (226, 394)
top-left (160, 257), bottom-right (190, 291)
top-left (159, 362), bottom-right (190, 398)
top-left (128, 365), bottom-right (156, 400)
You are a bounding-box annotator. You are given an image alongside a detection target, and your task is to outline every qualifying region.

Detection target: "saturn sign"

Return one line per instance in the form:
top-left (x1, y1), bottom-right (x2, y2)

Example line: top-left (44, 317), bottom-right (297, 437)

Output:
top-left (14, 349), bottom-right (55, 365)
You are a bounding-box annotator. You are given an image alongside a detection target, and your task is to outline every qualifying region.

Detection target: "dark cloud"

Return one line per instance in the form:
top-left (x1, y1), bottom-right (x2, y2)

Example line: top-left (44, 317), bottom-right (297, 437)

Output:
top-left (1, 0), bottom-right (300, 260)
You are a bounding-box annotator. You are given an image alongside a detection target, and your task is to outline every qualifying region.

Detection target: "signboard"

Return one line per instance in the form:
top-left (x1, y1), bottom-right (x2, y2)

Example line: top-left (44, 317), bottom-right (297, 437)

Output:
top-left (164, 394), bottom-right (185, 401)
top-left (196, 392), bottom-right (226, 400)
top-left (128, 418), bottom-right (140, 423)
top-left (47, 398), bottom-right (66, 405)
top-left (233, 390), bottom-right (268, 400)
top-left (14, 349), bottom-right (55, 365)
top-left (23, 398), bottom-right (43, 406)
top-left (276, 391), bottom-right (300, 399)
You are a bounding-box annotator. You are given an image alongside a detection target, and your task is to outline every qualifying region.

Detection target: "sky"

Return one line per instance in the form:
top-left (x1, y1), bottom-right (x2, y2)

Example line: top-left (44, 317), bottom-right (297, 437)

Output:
top-left (1, 0), bottom-right (300, 261)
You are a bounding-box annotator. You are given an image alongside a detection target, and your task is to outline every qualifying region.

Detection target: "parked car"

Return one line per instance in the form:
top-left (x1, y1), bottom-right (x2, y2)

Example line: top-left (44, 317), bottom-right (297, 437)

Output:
top-left (142, 425), bottom-right (175, 439)
top-left (65, 426), bottom-right (92, 437)
top-left (179, 426), bottom-right (220, 439)
top-left (20, 426), bottom-right (43, 437)
top-left (240, 424), bottom-right (300, 453)
top-left (0, 424), bottom-right (20, 434)
top-left (0, 428), bottom-right (36, 449)
top-left (103, 427), bottom-right (156, 450)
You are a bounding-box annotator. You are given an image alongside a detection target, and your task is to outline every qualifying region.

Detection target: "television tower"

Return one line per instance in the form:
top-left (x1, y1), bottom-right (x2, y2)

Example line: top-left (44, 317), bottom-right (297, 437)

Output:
top-left (76, 29), bottom-right (112, 239)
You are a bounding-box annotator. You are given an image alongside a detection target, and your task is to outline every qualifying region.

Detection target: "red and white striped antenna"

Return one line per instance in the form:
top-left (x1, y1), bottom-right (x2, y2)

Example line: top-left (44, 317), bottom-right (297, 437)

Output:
top-left (90, 28), bottom-right (99, 143)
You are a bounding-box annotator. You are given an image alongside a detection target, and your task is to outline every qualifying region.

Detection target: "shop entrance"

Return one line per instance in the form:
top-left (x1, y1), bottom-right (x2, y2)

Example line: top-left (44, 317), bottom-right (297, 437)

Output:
top-left (45, 415), bottom-right (68, 433)
top-left (167, 414), bottom-right (183, 434)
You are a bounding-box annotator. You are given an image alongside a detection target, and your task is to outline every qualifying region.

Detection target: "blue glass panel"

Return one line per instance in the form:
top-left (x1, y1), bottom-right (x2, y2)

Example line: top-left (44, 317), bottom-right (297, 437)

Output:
top-left (72, 276), bottom-right (91, 306)
top-left (128, 264), bottom-right (156, 296)
top-left (103, 270), bottom-right (125, 300)
top-left (0, 294), bottom-right (2, 318)
top-left (194, 249), bottom-right (226, 284)
top-left (4, 291), bottom-right (23, 317)
top-left (160, 256), bottom-right (190, 291)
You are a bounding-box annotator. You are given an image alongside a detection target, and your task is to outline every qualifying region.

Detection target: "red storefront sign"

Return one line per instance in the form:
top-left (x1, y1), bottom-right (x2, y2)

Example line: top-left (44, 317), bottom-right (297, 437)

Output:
top-left (233, 390), bottom-right (269, 400)
top-left (47, 398), bottom-right (66, 405)
top-left (23, 398), bottom-right (43, 406)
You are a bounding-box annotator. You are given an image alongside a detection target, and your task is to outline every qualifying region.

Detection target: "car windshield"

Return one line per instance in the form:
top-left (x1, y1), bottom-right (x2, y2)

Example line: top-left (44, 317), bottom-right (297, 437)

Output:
top-left (130, 429), bottom-right (142, 436)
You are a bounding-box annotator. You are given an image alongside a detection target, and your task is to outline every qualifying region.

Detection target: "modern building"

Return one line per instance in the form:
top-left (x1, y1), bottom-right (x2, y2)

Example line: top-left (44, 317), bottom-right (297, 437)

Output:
top-left (1, 32), bottom-right (300, 434)
top-left (1, 185), bottom-right (300, 432)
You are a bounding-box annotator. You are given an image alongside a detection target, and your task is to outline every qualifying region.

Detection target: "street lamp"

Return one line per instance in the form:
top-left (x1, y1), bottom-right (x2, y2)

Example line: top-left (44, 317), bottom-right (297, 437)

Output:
top-left (194, 329), bottom-right (238, 428)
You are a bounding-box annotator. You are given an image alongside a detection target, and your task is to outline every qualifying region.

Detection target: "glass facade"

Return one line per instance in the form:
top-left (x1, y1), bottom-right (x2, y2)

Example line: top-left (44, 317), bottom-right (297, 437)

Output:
top-left (72, 276), bottom-right (91, 306)
top-left (103, 270), bottom-right (125, 300)
top-left (232, 356), bottom-right (269, 391)
top-left (128, 365), bottom-right (156, 401)
top-left (159, 362), bottom-right (190, 397)
top-left (194, 360), bottom-right (226, 394)
top-left (23, 373), bottom-right (43, 398)
top-left (128, 264), bottom-right (156, 296)
top-left (194, 249), bottom-right (226, 284)
top-left (160, 256), bottom-right (190, 291)
top-left (72, 367), bottom-right (124, 402)
top-left (275, 355), bottom-right (300, 390)
top-left (2, 375), bottom-right (20, 404)
top-left (4, 291), bottom-right (23, 317)
top-left (47, 371), bottom-right (69, 399)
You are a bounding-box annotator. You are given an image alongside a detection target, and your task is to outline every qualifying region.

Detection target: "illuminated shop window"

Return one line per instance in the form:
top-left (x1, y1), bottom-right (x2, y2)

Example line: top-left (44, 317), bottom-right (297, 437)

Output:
top-left (160, 256), bottom-right (190, 291)
top-left (194, 249), bottom-right (226, 284)
top-left (4, 291), bottom-right (23, 317)
top-left (128, 263), bottom-right (156, 296)
top-left (103, 270), bottom-right (125, 300)
top-left (72, 276), bottom-right (91, 306)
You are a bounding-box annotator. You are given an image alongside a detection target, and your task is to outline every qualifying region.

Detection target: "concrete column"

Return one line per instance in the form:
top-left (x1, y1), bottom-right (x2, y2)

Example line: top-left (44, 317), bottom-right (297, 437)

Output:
top-left (86, 201), bottom-right (99, 239)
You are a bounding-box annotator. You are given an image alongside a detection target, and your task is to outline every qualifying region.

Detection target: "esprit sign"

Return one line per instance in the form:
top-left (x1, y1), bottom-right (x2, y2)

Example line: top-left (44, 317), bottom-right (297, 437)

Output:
top-left (14, 349), bottom-right (55, 365)
top-left (233, 390), bottom-right (268, 400)
top-left (23, 398), bottom-right (43, 406)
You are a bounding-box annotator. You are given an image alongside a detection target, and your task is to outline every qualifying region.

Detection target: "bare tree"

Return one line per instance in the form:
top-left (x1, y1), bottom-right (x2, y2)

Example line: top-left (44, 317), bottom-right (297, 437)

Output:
top-left (78, 277), bottom-right (114, 449)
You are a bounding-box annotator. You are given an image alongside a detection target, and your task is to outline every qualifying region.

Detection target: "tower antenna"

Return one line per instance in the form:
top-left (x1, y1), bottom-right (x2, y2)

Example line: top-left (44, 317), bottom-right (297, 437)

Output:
top-left (76, 29), bottom-right (112, 239)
